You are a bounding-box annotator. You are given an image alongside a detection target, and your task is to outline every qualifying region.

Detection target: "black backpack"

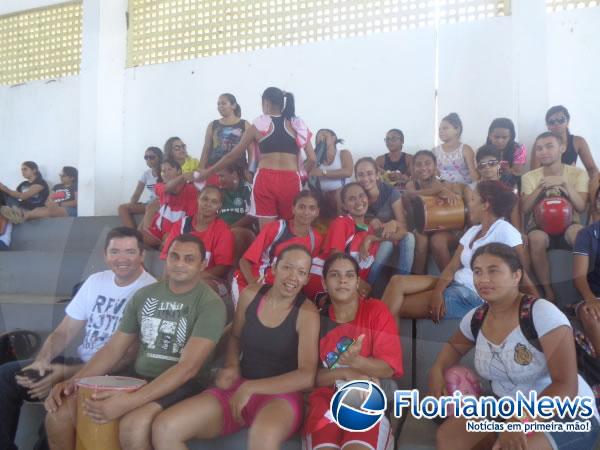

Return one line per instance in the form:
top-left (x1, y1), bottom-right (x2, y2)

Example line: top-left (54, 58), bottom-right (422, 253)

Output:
top-left (470, 296), bottom-right (600, 410)
top-left (0, 330), bottom-right (41, 365)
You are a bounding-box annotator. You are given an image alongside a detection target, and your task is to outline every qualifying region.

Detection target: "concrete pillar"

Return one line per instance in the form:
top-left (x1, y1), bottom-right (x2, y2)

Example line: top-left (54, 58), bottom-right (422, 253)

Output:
top-left (511, 0), bottom-right (548, 158)
top-left (78, 0), bottom-right (128, 216)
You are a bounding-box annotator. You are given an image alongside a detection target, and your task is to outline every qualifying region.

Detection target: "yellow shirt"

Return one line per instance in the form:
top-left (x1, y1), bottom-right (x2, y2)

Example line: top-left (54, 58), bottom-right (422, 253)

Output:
top-left (180, 157), bottom-right (199, 174)
top-left (521, 164), bottom-right (589, 227)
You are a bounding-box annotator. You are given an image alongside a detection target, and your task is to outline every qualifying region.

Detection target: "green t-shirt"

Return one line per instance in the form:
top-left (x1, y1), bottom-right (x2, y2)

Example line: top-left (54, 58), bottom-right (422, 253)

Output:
top-left (118, 280), bottom-right (226, 381)
top-left (219, 182), bottom-right (251, 225)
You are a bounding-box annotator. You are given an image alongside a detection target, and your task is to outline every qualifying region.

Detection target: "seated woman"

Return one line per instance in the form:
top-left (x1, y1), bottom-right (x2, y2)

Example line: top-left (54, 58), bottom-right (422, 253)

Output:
top-left (475, 145), bottom-right (522, 231)
top-left (306, 182), bottom-right (405, 301)
top-left (405, 150), bottom-right (465, 274)
top-left (216, 163), bottom-right (257, 262)
top-left (199, 93), bottom-right (251, 186)
top-left (303, 253), bottom-right (403, 450)
top-left (161, 185), bottom-right (234, 280)
top-left (151, 245), bottom-right (319, 450)
top-left (143, 159), bottom-right (198, 248)
top-left (232, 190), bottom-right (322, 307)
top-left (194, 87), bottom-right (317, 229)
top-left (376, 128), bottom-right (413, 190)
top-left (8, 167), bottom-right (79, 223)
top-left (309, 128), bottom-right (353, 217)
top-left (433, 113), bottom-right (478, 185)
top-left (118, 146), bottom-right (163, 229)
top-left (354, 157), bottom-right (415, 286)
top-left (0, 161), bottom-right (49, 224)
top-left (430, 243), bottom-right (600, 450)
top-left (164, 136), bottom-right (199, 175)
top-left (572, 211), bottom-right (600, 354)
top-left (486, 117), bottom-right (527, 189)
top-left (533, 105), bottom-right (598, 177)
top-left (383, 180), bottom-right (536, 321)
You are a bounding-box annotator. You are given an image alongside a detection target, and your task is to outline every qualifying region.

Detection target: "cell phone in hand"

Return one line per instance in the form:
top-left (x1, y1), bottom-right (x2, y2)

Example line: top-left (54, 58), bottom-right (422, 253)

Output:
top-left (17, 368), bottom-right (51, 382)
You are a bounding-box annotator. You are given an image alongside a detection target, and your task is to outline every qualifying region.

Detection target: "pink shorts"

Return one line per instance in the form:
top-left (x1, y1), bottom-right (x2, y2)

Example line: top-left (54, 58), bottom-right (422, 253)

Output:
top-left (250, 168), bottom-right (302, 220)
top-left (206, 378), bottom-right (304, 437)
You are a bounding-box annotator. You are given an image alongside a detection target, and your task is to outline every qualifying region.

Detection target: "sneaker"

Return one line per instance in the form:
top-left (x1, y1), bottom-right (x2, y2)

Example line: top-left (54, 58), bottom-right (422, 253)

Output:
top-left (0, 205), bottom-right (23, 224)
top-left (10, 206), bottom-right (24, 224)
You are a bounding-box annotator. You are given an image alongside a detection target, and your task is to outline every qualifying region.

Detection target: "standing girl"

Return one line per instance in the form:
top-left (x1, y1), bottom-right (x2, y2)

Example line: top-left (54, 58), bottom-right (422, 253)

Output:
top-left (194, 87), bottom-right (317, 229)
top-left (199, 93), bottom-right (251, 186)
top-left (433, 113), bottom-right (478, 185)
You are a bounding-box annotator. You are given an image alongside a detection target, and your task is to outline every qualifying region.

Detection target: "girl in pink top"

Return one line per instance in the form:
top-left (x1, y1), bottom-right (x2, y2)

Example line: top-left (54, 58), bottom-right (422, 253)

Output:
top-left (433, 113), bottom-right (478, 185)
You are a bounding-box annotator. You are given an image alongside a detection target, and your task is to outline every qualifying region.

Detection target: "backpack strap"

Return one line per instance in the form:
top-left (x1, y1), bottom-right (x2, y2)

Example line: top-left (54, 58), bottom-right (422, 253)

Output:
top-left (518, 296), bottom-right (542, 352)
top-left (470, 303), bottom-right (489, 342)
top-left (470, 296), bottom-right (542, 352)
top-left (182, 216), bottom-right (194, 233)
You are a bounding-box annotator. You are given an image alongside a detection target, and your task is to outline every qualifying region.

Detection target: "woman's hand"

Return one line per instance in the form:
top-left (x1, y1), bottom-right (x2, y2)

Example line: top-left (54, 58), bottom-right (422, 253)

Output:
top-left (357, 279), bottom-right (372, 298)
top-left (369, 218), bottom-right (383, 231)
top-left (216, 366), bottom-right (240, 390)
top-left (337, 335), bottom-right (365, 368)
top-left (492, 430), bottom-right (528, 450)
top-left (381, 221), bottom-right (397, 240)
top-left (229, 382), bottom-right (253, 425)
top-left (429, 291), bottom-right (446, 323)
top-left (427, 366), bottom-right (447, 398)
top-left (359, 236), bottom-right (374, 260)
top-left (438, 188), bottom-right (460, 206)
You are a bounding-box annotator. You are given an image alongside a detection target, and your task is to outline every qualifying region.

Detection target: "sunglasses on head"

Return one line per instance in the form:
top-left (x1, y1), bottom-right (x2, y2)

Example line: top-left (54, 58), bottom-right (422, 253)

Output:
top-left (477, 160), bottom-right (499, 169)
top-left (144, 155), bottom-right (156, 160)
top-left (547, 117), bottom-right (567, 126)
top-left (324, 336), bottom-right (355, 369)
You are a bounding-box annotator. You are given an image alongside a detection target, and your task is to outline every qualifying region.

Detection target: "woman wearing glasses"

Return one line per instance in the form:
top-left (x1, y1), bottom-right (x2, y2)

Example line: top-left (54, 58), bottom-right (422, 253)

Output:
top-left (152, 245), bottom-right (319, 450)
top-left (430, 243), bottom-right (600, 450)
top-left (376, 128), bottom-right (413, 189)
top-left (532, 105), bottom-right (597, 177)
top-left (118, 147), bottom-right (163, 229)
top-left (303, 253), bottom-right (403, 450)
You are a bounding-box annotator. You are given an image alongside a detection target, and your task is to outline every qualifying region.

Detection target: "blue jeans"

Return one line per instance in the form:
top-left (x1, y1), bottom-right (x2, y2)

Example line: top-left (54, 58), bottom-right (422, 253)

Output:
top-left (443, 281), bottom-right (484, 319)
top-left (367, 233), bottom-right (415, 285)
top-left (0, 359), bottom-right (34, 450)
top-left (546, 414), bottom-right (600, 449)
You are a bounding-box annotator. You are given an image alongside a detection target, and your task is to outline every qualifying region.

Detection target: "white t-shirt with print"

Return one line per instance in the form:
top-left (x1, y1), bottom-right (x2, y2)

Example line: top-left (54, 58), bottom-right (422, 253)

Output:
top-left (454, 219), bottom-right (522, 291)
top-left (460, 299), bottom-right (599, 420)
top-left (139, 169), bottom-right (159, 202)
top-left (66, 269), bottom-right (156, 362)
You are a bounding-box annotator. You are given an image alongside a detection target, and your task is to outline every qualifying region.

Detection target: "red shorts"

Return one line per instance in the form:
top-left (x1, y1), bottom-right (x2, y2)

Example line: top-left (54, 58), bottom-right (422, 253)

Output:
top-left (303, 416), bottom-right (392, 450)
top-left (146, 215), bottom-right (172, 241)
top-left (250, 168), bottom-right (301, 220)
top-left (206, 378), bottom-right (304, 438)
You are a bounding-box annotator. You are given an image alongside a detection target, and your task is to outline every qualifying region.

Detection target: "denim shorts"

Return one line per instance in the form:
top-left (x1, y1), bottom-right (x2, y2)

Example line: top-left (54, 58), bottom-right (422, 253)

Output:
top-left (443, 281), bottom-right (484, 319)
top-left (545, 414), bottom-right (600, 450)
top-left (64, 206), bottom-right (77, 217)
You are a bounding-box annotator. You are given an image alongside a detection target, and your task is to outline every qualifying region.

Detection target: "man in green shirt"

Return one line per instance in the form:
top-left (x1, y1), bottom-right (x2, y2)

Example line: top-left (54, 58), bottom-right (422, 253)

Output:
top-left (45, 234), bottom-right (227, 450)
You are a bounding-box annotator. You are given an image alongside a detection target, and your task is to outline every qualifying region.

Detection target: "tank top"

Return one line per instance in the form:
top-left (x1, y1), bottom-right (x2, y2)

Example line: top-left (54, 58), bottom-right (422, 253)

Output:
top-left (561, 133), bottom-right (577, 166)
top-left (258, 115), bottom-right (298, 155)
top-left (319, 149), bottom-right (346, 192)
top-left (208, 120), bottom-right (247, 166)
top-left (16, 178), bottom-right (49, 210)
top-left (434, 143), bottom-right (472, 184)
top-left (383, 152), bottom-right (408, 174)
top-left (240, 285), bottom-right (305, 379)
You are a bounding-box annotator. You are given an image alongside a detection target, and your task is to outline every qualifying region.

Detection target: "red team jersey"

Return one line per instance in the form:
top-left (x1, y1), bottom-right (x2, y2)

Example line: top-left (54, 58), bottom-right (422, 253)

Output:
top-left (236, 220), bottom-right (323, 287)
top-left (148, 183), bottom-right (198, 240)
top-left (303, 298), bottom-right (403, 436)
top-left (160, 216), bottom-right (235, 269)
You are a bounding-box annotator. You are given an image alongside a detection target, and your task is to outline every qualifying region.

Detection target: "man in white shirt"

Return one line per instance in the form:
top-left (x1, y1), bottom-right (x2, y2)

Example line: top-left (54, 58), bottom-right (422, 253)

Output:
top-left (0, 227), bottom-right (155, 450)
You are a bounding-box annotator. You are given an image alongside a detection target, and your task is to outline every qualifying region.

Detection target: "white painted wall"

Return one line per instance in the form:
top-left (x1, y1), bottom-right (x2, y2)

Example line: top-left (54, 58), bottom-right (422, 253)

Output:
top-left (1, 2), bottom-right (599, 215)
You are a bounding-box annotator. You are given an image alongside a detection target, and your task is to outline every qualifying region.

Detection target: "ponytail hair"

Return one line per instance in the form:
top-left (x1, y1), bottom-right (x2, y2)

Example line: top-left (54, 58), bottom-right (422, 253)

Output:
top-left (220, 93), bottom-right (241, 118)
top-left (262, 87), bottom-right (296, 119)
top-left (442, 112), bottom-right (463, 137)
